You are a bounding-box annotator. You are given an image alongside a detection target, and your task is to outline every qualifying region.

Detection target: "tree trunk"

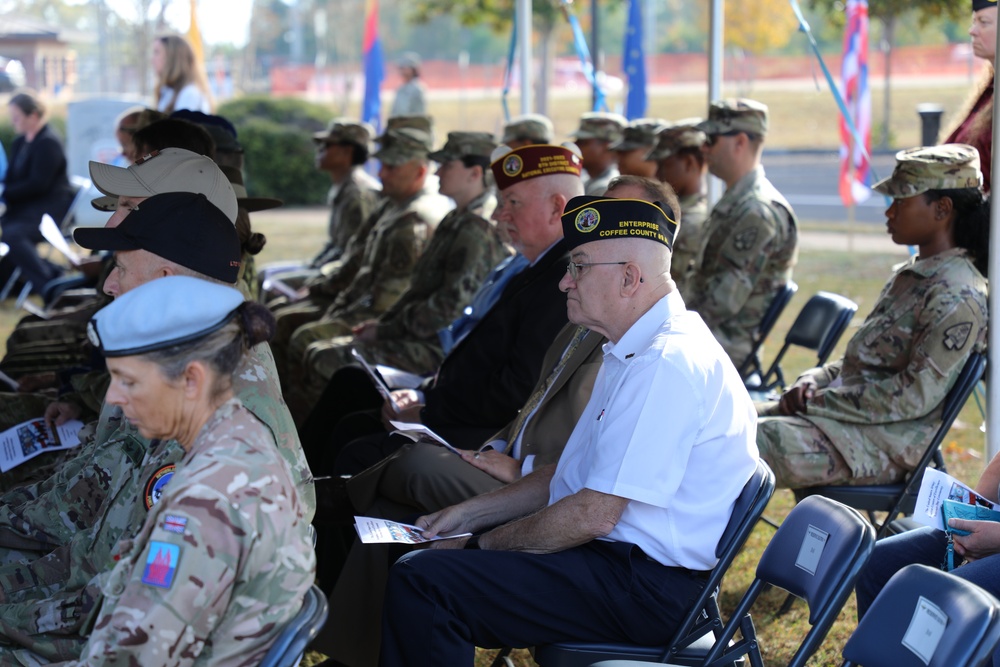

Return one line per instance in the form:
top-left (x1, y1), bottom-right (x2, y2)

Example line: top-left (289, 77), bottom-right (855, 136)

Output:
top-left (535, 17), bottom-right (555, 116)
top-left (880, 15), bottom-right (895, 150)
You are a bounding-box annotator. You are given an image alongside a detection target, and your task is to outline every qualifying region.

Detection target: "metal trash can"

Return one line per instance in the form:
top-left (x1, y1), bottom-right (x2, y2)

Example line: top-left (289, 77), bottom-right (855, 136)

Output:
top-left (916, 103), bottom-right (945, 146)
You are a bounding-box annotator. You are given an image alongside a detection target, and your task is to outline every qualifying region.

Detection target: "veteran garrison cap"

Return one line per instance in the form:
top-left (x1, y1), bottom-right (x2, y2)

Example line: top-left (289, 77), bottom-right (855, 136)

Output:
top-left (490, 144), bottom-right (583, 191)
top-left (697, 99), bottom-right (769, 136)
top-left (313, 118), bottom-right (375, 149)
top-left (74, 191), bottom-right (242, 284)
top-left (501, 114), bottom-right (555, 144)
top-left (429, 132), bottom-right (497, 163)
top-left (645, 118), bottom-right (707, 161)
top-left (170, 110), bottom-right (243, 153)
top-left (611, 118), bottom-right (668, 152)
top-left (89, 276), bottom-right (245, 358)
top-left (570, 112), bottom-right (628, 143)
top-left (871, 144), bottom-right (983, 199)
top-left (374, 115), bottom-right (434, 166)
top-left (561, 196), bottom-right (678, 251)
top-left (974, 0), bottom-right (997, 11)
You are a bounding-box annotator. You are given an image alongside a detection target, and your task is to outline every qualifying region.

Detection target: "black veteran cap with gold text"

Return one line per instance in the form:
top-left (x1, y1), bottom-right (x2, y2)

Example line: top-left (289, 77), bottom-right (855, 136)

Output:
top-left (561, 196), bottom-right (679, 251)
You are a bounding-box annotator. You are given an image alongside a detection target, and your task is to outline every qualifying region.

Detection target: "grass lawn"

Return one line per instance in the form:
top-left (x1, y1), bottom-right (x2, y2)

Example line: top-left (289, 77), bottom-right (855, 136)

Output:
top-left (10, 206), bottom-right (986, 667)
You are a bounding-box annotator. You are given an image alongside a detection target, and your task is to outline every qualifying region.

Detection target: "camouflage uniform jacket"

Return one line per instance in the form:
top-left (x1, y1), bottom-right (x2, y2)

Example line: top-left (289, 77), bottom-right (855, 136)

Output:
top-left (323, 189), bottom-right (451, 322)
top-left (306, 193), bottom-right (386, 300)
top-left (687, 166), bottom-right (798, 365)
top-left (584, 164), bottom-right (620, 196)
top-left (793, 248), bottom-right (987, 477)
top-left (311, 167), bottom-right (382, 269)
top-left (673, 191), bottom-right (708, 297)
top-left (374, 190), bottom-right (508, 342)
top-left (0, 342), bottom-right (313, 578)
top-left (60, 398), bottom-right (316, 667)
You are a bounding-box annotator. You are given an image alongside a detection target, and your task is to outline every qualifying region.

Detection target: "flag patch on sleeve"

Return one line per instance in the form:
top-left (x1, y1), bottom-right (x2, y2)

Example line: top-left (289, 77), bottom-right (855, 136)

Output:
top-left (141, 541), bottom-right (180, 589)
top-left (162, 515), bottom-right (187, 534)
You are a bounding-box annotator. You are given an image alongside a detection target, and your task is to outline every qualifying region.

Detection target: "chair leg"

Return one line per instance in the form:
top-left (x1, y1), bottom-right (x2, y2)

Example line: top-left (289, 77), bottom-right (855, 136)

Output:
top-left (489, 647), bottom-right (514, 667)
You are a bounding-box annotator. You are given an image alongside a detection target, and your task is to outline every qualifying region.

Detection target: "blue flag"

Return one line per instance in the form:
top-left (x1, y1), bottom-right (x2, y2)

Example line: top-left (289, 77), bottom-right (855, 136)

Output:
top-left (362, 0), bottom-right (384, 133)
top-left (623, 0), bottom-right (646, 119)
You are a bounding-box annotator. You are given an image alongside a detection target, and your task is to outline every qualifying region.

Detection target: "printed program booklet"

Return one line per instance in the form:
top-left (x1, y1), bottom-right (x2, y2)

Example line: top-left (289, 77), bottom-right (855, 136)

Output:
top-left (0, 418), bottom-right (84, 472)
top-left (354, 516), bottom-right (471, 544)
top-left (913, 468), bottom-right (999, 531)
top-left (388, 420), bottom-right (462, 455)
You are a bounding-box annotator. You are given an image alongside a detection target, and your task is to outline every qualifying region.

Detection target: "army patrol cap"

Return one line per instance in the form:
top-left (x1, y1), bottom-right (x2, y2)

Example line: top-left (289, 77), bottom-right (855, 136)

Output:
top-left (645, 119), bottom-right (707, 161)
top-left (313, 118), bottom-right (375, 149)
top-left (569, 112), bottom-right (628, 143)
top-left (89, 276), bottom-right (244, 358)
top-left (398, 52), bottom-right (421, 70)
top-left (89, 147), bottom-right (239, 222)
top-left (490, 144), bottom-right (583, 191)
top-left (562, 196), bottom-right (678, 251)
top-left (871, 144), bottom-right (983, 199)
top-left (74, 192), bottom-right (242, 284)
top-left (501, 114), bottom-right (555, 144)
top-left (974, 0), bottom-right (997, 11)
top-left (428, 132), bottom-right (497, 163)
top-left (374, 115), bottom-right (434, 165)
top-left (610, 118), bottom-right (668, 152)
top-left (697, 99), bottom-right (769, 137)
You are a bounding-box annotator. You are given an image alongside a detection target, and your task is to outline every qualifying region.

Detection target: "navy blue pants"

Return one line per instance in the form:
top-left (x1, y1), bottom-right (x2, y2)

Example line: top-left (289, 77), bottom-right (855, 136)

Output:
top-left (379, 540), bottom-right (707, 666)
top-left (855, 526), bottom-right (1000, 666)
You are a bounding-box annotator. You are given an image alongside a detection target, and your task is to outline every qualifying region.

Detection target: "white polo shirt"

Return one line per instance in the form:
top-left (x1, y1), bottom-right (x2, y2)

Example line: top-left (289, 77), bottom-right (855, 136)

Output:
top-left (549, 290), bottom-right (758, 570)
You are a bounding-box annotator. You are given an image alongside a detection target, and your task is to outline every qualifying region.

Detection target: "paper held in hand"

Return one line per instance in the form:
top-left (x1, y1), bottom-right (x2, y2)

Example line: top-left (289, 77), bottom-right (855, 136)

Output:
top-left (351, 348), bottom-right (400, 410)
top-left (389, 420), bottom-right (462, 455)
top-left (354, 516), bottom-right (471, 544)
top-left (913, 468), bottom-right (1000, 531)
top-left (0, 418), bottom-right (84, 472)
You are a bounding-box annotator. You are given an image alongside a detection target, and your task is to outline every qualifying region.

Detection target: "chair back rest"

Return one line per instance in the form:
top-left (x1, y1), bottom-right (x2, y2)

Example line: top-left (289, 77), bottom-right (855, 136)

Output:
top-left (738, 281), bottom-right (797, 377)
top-left (758, 495), bottom-right (874, 626)
top-left (841, 564), bottom-right (1000, 667)
top-left (786, 291), bottom-right (858, 354)
top-left (258, 585), bottom-right (330, 667)
top-left (939, 352), bottom-right (987, 435)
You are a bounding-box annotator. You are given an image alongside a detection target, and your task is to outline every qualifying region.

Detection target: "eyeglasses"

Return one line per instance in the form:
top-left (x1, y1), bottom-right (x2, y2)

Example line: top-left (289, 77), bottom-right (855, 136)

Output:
top-left (566, 261), bottom-right (627, 280)
top-left (705, 131), bottom-right (743, 146)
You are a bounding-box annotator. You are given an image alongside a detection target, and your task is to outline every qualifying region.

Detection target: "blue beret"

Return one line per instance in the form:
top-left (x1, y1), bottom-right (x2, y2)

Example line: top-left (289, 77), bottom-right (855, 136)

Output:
top-left (88, 276), bottom-right (244, 357)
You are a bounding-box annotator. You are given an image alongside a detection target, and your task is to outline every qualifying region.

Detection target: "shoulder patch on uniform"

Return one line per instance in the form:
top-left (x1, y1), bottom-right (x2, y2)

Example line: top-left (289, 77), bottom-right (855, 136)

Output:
top-left (732, 228), bottom-right (758, 252)
top-left (144, 464), bottom-right (176, 510)
top-left (943, 322), bottom-right (973, 351)
top-left (142, 541), bottom-right (180, 589)
top-left (162, 515), bottom-right (187, 534)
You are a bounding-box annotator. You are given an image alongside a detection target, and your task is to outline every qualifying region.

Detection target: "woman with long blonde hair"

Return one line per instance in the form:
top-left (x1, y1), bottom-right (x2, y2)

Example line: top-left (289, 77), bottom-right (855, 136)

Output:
top-left (152, 34), bottom-right (213, 114)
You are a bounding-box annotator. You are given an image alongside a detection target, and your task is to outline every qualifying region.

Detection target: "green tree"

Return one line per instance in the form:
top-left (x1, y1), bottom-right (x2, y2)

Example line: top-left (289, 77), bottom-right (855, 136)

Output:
top-left (808, 0), bottom-right (965, 148)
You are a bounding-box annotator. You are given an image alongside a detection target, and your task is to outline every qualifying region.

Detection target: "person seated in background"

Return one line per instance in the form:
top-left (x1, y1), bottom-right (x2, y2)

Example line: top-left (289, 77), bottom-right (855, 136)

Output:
top-left (499, 113), bottom-right (555, 148)
top-left (688, 99), bottom-right (798, 369)
top-left (569, 111), bottom-right (628, 196)
top-left (110, 105), bottom-right (144, 166)
top-left (610, 117), bottom-right (666, 178)
top-left (378, 194), bottom-right (758, 667)
top-left (756, 144), bottom-right (988, 489)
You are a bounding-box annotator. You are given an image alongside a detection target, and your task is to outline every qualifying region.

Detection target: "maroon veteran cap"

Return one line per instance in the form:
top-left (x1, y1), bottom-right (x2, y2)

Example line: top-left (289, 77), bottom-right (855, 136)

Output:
top-left (490, 144), bottom-right (583, 191)
top-left (561, 196), bottom-right (678, 251)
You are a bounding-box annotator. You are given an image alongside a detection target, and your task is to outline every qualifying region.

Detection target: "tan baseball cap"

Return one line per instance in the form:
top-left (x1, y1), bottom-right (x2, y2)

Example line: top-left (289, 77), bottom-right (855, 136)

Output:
top-left (89, 148), bottom-right (238, 222)
top-left (697, 99), bottom-right (769, 137)
top-left (872, 144), bottom-right (982, 199)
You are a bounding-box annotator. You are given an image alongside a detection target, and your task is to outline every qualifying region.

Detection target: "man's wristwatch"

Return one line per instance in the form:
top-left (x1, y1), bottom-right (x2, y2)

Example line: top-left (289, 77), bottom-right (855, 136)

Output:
top-left (464, 534), bottom-right (482, 550)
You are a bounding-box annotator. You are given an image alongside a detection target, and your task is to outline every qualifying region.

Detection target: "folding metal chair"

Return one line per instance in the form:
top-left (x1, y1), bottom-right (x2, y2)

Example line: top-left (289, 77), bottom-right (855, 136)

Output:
top-left (496, 460), bottom-right (775, 667)
top-left (258, 584), bottom-right (329, 667)
top-left (756, 291), bottom-right (858, 395)
top-left (592, 495), bottom-right (875, 667)
top-left (840, 564), bottom-right (1000, 667)
top-left (740, 280), bottom-right (797, 387)
top-left (795, 351), bottom-right (987, 539)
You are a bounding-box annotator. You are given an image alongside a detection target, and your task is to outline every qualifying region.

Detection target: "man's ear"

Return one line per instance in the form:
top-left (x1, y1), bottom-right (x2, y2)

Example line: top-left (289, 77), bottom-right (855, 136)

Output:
top-left (550, 193), bottom-right (569, 223)
top-left (621, 262), bottom-right (643, 296)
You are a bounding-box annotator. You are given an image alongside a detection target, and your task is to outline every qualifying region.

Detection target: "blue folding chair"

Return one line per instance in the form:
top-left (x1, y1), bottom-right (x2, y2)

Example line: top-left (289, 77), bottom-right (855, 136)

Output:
top-left (739, 280), bottom-right (797, 386)
top-left (259, 584), bottom-right (329, 667)
top-left (593, 495), bottom-right (875, 667)
top-left (841, 564), bottom-right (1000, 667)
top-left (500, 460), bottom-right (774, 667)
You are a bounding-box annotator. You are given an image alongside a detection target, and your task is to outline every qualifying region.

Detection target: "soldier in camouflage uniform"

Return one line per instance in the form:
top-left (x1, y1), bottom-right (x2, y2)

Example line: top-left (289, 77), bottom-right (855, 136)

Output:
top-left (647, 119), bottom-right (709, 296)
top-left (757, 145), bottom-right (989, 489)
top-left (302, 131), bottom-right (511, 380)
top-left (500, 113), bottom-right (555, 149)
top-left (27, 277), bottom-right (314, 666)
top-left (280, 118), bottom-right (453, 419)
top-left (0, 194), bottom-right (314, 663)
top-left (689, 99), bottom-right (799, 368)
top-left (611, 117), bottom-right (666, 179)
top-left (569, 111), bottom-right (628, 196)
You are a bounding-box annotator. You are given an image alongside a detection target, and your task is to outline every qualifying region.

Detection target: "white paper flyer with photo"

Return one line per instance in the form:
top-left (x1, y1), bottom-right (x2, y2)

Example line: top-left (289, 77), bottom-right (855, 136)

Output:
top-left (0, 418), bottom-right (84, 472)
top-left (913, 468), bottom-right (999, 531)
top-left (354, 516), bottom-right (471, 544)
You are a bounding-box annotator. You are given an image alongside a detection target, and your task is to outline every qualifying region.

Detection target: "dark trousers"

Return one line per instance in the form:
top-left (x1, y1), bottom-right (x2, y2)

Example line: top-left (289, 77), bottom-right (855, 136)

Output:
top-left (0, 220), bottom-right (61, 292)
top-left (380, 540), bottom-right (707, 667)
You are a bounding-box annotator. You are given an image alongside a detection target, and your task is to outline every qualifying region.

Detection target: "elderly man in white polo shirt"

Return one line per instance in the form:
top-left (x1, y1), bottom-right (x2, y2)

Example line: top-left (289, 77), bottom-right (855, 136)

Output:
top-left (378, 192), bottom-right (759, 666)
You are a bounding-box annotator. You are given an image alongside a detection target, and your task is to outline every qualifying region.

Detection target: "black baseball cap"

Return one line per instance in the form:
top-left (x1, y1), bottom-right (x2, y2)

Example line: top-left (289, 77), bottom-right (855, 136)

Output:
top-left (73, 191), bottom-right (241, 284)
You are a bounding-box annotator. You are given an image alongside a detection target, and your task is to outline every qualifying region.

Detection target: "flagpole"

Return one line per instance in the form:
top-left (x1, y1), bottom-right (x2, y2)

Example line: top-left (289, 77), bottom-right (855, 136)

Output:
top-left (517, 0), bottom-right (533, 114)
top-left (987, 20), bottom-right (1000, 459)
top-left (848, 132), bottom-right (855, 253)
top-left (707, 0), bottom-right (724, 207)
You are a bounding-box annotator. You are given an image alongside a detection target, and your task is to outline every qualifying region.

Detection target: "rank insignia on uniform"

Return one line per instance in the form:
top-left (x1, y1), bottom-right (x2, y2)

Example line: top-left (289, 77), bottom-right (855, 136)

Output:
top-left (163, 515), bottom-right (188, 534)
top-left (142, 541), bottom-right (180, 589)
top-left (733, 228), bottom-right (758, 251)
top-left (145, 464), bottom-right (176, 510)
top-left (943, 322), bottom-right (973, 350)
